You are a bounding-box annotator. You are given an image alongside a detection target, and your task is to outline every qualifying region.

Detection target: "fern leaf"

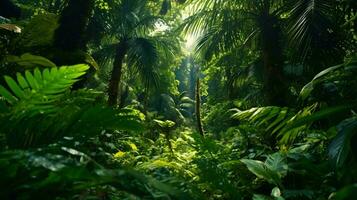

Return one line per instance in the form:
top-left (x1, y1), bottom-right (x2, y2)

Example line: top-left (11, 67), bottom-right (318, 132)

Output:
top-left (0, 85), bottom-right (17, 104)
top-left (0, 64), bottom-right (89, 116)
top-left (16, 73), bottom-right (29, 89)
top-left (4, 76), bottom-right (24, 99)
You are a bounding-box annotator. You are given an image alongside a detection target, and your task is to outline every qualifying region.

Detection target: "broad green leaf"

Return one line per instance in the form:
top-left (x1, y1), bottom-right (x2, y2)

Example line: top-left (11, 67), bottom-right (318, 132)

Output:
top-left (265, 153), bottom-right (288, 177)
top-left (154, 119), bottom-right (176, 128)
top-left (271, 187), bottom-right (281, 198)
top-left (328, 118), bottom-right (357, 168)
top-left (5, 53), bottom-right (56, 68)
top-left (241, 159), bottom-right (281, 186)
top-left (241, 153), bottom-right (287, 186)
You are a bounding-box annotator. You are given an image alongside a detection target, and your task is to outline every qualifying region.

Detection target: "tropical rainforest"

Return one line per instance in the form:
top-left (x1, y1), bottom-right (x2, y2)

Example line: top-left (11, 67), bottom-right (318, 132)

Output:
top-left (0, 0), bottom-right (356, 199)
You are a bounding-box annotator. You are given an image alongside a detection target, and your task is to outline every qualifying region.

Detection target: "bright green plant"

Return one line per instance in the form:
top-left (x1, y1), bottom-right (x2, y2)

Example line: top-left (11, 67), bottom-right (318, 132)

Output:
top-left (154, 119), bottom-right (176, 154)
top-left (0, 64), bottom-right (143, 148)
top-left (0, 64), bottom-right (89, 115)
top-left (241, 152), bottom-right (288, 187)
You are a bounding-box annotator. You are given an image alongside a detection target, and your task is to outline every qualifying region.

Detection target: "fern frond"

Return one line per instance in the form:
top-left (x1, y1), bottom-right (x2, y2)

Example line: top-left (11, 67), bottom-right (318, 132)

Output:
top-left (0, 64), bottom-right (89, 117)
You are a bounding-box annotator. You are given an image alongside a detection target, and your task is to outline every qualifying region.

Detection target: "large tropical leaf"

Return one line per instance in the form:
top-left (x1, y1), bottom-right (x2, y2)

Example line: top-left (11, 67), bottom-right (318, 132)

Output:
top-left (5, 53), bottom-right (56, 68)
top-left (328, 117), bottom-right (357, 168)
top-left (241, 153), bottom-right (288, 186)
top-left (299, 56), bottom-right (357, 101)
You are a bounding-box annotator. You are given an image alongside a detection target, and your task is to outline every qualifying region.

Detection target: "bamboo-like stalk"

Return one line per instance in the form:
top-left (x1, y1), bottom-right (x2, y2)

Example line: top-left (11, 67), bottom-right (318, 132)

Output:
top-left (195, 77), bottom-right (204, 137)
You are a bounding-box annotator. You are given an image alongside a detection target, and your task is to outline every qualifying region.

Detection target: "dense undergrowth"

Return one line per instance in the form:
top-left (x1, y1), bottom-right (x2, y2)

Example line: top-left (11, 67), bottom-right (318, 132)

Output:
top-left (1, 0), bottom-right (357, 199)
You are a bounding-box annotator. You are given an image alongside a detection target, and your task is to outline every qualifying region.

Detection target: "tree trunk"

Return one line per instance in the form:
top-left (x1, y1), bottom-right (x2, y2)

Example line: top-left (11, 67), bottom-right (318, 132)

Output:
top-left (108, 41), bottom-right (128, 106)
top-left (259, 14), bottom-right (287, 106)
top-left (195, 77), bottom-right (204, 137)
top-left (54, 0), bottom-right (94, 51)
top-left (119, 85), bottom-right (129, 108)
top-left (0, 0), bottom-right (21, 19)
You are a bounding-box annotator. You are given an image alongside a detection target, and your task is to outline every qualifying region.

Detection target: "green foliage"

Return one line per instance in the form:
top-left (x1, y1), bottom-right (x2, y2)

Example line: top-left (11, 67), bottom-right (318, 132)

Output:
top-left (300, 56), bottom-right (357, 102)
top-left (18, 13), bottom-right (59, 48)
top-left (231, 105), bottom-right (317, 144)
top-left (0, 65), bottom-right (143, 148)
top-left (0, 144), bottom-right (186, 199)
top-left (0, 0), bottom-right (356, 199)
top-left (241, 153), bottom-right (288, 187)
top-left (0, 64), bottom-right (89, 113)
top-left (5, 53), bottom-right (56, 68)
top-left (155, 119), bottom-right (176, 129)
top-left (0, 63), bottom-right (184, 199)
top-left (328, 117), bottom-right (357, 169)
top-left (331, 184), bottom-right (357, 200)
top-left (203, 102), bottom-right (236, 136)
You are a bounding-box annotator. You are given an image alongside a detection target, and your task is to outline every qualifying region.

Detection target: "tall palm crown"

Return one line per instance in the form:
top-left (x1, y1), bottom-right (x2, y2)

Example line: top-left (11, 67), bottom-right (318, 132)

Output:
top-left (181, 0), bottom-right (351, 105)
top-left (92, 0), bottom-right (176, 106)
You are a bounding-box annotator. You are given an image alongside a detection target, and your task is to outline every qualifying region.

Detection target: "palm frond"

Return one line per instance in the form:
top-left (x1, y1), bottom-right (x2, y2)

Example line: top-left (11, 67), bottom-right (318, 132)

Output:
top-left (127, 37), bottom-right (160, 89)
top-left (231, 104), bottom-right (318, 144)
top-left (286, 0), bottom-right (344, 64)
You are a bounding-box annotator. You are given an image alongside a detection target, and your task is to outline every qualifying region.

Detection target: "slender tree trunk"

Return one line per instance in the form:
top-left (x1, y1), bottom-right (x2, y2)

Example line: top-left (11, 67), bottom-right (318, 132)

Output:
top-left (143, 87), bottom-right (149, 114)
top-left (195, 77), bottom-right (204, 137)
top-left (225, 67), bottom-right (235, 99)
top-left (108, 41), bottom-right (128, 106)
top-left (119, 85), bottom-right (129, 108)
top-left (164, 131), bottom-right (174, 155)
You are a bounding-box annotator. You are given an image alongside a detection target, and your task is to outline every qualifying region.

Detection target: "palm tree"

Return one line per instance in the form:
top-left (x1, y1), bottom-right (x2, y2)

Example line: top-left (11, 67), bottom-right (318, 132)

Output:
top-left (181, 0), bottom-right (288, 105)
top-left (181, 0), bottom-right (351, 106)
top-left (92, 0), bottom-right (177, 106)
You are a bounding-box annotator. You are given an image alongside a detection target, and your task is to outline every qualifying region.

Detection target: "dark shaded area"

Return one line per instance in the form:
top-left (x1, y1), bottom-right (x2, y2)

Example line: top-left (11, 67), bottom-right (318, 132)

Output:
top-left (54, 0), bottom-right (94, 51)
top-left (0, 0), bottom-right (21, 19)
